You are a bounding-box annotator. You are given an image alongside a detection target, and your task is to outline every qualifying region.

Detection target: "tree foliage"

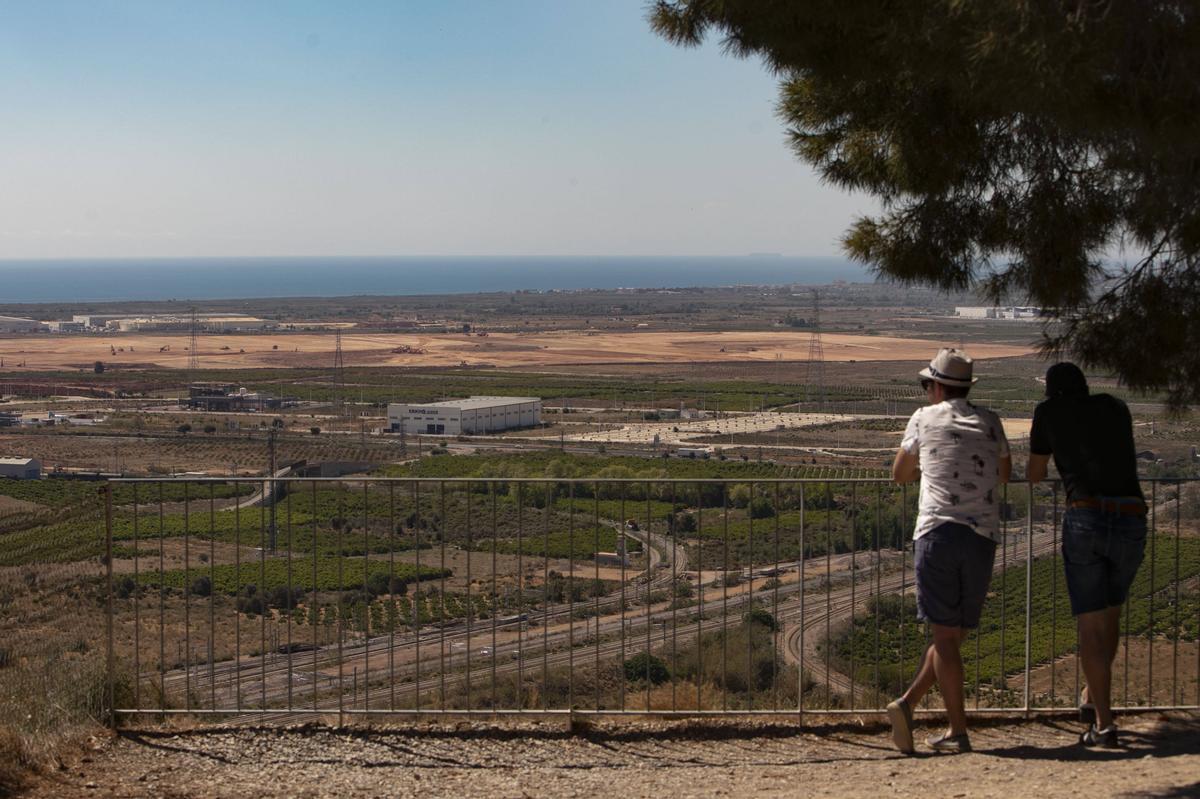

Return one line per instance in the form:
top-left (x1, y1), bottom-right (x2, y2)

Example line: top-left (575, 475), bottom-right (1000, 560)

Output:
top-left (651, 1), bottom-right (1200, 405)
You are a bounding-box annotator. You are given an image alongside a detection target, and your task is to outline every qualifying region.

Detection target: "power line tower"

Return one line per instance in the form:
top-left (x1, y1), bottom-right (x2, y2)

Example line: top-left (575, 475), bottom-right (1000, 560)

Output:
top-left (804, 289), bottom-right (826, 412)
top-left (332, 328), bottom-right (346, 417)
top-left (187, 308), bottom-right (200, 383)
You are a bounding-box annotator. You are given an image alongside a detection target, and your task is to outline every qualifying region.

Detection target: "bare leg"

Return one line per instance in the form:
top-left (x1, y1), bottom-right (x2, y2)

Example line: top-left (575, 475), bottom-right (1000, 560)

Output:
top-left (929, 624), bottom-right (968, 736)
top-left (901, 643), bottom-right (938, 708)
top-left (900, 626), bottom-right (966, 735)
top-left (1078, 606), bottom-right (1122, 729)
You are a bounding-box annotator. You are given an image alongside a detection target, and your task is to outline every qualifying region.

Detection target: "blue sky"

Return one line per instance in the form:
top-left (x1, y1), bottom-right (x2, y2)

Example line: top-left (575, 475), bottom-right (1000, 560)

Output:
top-left (0, 1), bottom-right (873, 258)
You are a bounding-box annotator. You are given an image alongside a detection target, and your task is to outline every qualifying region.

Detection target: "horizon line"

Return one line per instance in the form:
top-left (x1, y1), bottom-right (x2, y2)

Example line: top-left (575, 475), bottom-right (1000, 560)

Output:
top-left (0, 253), bottom-right (856, 264)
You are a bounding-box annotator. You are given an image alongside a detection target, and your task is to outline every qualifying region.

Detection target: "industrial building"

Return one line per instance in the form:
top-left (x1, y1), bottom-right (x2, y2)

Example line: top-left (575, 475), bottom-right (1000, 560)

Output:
top-left (46, 320), bottom-right (87, 333)
top-left (187, 383), bottom-right (285, 411)
top-left (0, 316), bottom-right (44, 333)
top-left (72, 314), bottom-right (127, 328)
top-left (69, 314), bottom-right (275, 332)
top-left (112, 311), bottom-right (272, 331)
top-left (0, 457), bottom-right (42, 479)
top-left (388, 396), bottom-right (541, 435)
top-left (955, 306), bottom-right (1045, 320)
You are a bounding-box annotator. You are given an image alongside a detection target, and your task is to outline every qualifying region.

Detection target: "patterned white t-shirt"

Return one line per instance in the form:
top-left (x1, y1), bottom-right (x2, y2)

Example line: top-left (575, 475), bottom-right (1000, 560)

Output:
top-left (901, 398), bottom-right (1010, 542)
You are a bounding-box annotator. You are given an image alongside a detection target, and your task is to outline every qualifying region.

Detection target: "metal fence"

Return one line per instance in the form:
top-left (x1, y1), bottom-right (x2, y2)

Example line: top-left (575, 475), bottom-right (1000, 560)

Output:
top-left (102, 476), bottom-right (1200, 723)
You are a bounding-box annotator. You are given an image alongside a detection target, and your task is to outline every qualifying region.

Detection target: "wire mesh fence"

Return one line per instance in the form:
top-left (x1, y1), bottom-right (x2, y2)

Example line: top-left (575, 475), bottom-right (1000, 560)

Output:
top-left (102, 476), bottom-right (1200, 723)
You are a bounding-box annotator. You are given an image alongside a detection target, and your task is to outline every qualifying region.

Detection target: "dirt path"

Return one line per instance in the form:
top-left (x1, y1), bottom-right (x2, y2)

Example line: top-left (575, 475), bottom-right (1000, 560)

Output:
top-left (23, 712), bottom-right (1199, 798)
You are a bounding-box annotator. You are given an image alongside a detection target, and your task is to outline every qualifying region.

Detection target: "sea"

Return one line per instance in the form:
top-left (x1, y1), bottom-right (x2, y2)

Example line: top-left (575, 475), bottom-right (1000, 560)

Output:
top-left (0, 256), bottom-right (871, 303)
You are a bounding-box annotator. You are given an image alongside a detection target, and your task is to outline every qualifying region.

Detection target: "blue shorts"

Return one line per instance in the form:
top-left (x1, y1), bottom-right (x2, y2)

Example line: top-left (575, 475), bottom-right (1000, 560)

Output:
top-left (914, 522), bottom-right (997, 629)
top-left (1062, 507), bottom-right (1147, 616)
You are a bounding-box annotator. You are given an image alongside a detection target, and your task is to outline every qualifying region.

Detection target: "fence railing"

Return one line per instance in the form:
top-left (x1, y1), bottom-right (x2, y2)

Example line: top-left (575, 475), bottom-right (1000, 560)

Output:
top-left (103, 476), bottom-right (1200, 723)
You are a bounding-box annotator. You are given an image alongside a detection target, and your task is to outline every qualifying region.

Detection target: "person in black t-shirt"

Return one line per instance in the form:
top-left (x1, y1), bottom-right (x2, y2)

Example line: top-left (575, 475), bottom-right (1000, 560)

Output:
top-left (1027, 362), bottom-right (1146, 748)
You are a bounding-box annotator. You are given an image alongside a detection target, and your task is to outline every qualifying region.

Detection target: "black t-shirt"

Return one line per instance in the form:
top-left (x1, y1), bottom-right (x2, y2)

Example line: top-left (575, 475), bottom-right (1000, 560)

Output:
top-left (1029, 393), bottom-right (1143, 502)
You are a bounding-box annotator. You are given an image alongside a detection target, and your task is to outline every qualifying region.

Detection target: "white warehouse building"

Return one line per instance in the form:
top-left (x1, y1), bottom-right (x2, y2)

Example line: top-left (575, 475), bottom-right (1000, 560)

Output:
top-left (0, 316), bottom-right (44, 333)
top-left (388, 396), bottom-right (541, 435)
top-left (0, 457), bottom-right (42, 479)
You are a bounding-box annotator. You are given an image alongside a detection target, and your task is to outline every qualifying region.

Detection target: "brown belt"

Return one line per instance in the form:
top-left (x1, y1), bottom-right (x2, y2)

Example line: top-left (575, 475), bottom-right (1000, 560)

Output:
top-left (1068, 497), bottom-right (1147, 516)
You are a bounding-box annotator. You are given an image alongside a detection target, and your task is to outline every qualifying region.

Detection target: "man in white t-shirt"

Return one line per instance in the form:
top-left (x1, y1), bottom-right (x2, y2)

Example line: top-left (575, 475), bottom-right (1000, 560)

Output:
top-left (885, 348), bottom-right (1011, 754)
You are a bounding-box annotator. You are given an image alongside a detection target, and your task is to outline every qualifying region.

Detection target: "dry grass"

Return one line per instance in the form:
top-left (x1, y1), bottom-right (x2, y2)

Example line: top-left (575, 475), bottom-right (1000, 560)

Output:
top-left (0, 564), bottom-right (129, 794)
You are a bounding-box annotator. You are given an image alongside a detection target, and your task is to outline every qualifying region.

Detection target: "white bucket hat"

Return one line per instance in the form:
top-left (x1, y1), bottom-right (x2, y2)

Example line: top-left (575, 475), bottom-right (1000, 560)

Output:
top-left (918, 348), bottom-right (976, 387)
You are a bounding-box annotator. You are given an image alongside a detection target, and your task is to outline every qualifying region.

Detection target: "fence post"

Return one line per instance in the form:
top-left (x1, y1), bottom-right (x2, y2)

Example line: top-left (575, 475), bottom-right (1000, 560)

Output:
top-left (1023, 482), bottom-right (1033, 716)
top-left (104, 483), bottom-right (116, 728)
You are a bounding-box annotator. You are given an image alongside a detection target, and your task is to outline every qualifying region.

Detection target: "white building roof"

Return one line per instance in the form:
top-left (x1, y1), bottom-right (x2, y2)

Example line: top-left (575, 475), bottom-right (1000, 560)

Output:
top-left (0, 457), bottom-right (38, 466)
top-left (402, 396), bottom-right (541, 410)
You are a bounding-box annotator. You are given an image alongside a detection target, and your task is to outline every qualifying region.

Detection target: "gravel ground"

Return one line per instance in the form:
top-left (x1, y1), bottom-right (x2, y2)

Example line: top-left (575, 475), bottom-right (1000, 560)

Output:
top-left (23, 712), bottom-right (1200, 798)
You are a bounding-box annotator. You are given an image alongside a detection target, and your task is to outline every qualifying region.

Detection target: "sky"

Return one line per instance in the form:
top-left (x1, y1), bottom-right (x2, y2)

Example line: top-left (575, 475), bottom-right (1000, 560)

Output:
top-left (0, 1), bottom-right (874, 259)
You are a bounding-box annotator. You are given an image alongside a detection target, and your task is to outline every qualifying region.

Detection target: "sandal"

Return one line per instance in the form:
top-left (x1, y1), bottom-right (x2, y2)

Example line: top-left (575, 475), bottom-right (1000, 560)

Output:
top-left (886, 697), bottom-right (915, 754)
top-left (1079, 724), bottom-right (1119, 748)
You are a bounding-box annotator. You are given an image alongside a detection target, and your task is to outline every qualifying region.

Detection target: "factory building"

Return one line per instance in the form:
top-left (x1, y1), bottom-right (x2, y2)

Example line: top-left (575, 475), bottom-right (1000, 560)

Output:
top-left (72, 314), bottom-right (127, 329)
top-left (94, 314), bottom-right (275, 332)
top-left (46, 320), bottom-right (87, 333)
top-left (388, 396), bottom-right (541, 435)
top-left (187, 383), bottom-right (285, 411)
top-left (0, 316), bottom-right (44, 333)
top-left (0, 457), bottom-right (42, 479)
top-left (955, 306), bottom-right (1045, 320)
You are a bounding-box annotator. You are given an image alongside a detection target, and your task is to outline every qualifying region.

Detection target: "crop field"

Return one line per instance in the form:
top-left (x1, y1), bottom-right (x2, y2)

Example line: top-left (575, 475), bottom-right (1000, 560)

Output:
top-left (0, 429), bottom-right (400, 475)
top-left (134, 556), bottom-right (448, 594)
top-left (0, 453), bottom-right (1018, 571)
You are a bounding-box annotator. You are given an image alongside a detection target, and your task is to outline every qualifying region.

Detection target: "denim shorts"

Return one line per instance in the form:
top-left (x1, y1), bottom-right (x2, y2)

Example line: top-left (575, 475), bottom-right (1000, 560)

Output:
top-left (1062, 507), bottom-right (1147, 616)
top-left (914, 522), bottom-right (997, 629)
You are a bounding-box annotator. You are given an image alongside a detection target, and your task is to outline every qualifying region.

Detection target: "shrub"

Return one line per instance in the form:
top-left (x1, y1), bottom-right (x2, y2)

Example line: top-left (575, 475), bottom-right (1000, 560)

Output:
top-left (266, 585), bottom-right (302, 609)
top-left (365, 571), bottom-right (390, 597)
top-left (190, 575), bottom-right (212, 597)
top-left (114, 575), bottom-right (137, 599)
top-left (365, 572), bottom-right (409, 597)
top-left (310, 426), bottom-right (321, 436)
top-left (670, 512), bottom-right (697, 533)
top-left (749, 496), bottom-right (776, 519)
top-left (623, 652), bottom-right (670, 685)
top-left (743, 607), bottom-right (778, 631)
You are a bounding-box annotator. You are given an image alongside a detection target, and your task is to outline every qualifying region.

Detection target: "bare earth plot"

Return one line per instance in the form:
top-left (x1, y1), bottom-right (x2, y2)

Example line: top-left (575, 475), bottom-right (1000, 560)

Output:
top-left (25, 713), bottom-right (1200, 798)
top-left (0, 331), bottom-right (1033, 371)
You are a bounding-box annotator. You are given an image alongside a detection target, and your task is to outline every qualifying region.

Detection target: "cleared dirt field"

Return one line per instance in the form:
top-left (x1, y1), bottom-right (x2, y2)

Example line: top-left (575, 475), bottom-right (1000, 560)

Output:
top-left (0, 330), bottom-right (1033, 371)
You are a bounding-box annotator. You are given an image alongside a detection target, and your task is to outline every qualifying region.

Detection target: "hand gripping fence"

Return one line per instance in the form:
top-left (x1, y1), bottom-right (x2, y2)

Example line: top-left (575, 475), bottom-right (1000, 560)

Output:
top-left (102, 476), bottom-right (1200, 725)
